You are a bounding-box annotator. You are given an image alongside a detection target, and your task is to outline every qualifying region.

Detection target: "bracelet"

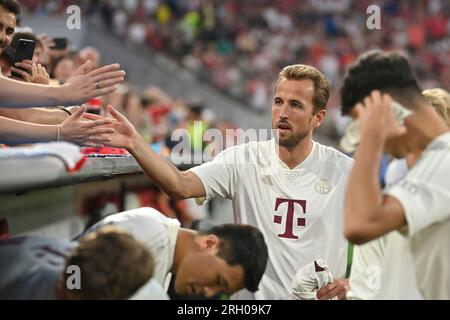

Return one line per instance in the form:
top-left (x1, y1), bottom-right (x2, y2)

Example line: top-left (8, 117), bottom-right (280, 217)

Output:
top-left (59, 108), bottom-right (72, 116)
top-left (56, 125), bottom-right (61, 142)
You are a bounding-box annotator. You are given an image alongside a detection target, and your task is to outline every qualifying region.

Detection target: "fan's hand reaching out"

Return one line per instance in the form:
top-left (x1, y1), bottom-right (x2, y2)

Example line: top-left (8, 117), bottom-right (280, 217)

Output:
top-left (84, 105), bottom-right (141, 150)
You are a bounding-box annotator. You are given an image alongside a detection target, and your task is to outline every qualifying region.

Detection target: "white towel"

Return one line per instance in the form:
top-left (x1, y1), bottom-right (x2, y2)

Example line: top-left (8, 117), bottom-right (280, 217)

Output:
top-left (291, 259), bottom-right (334, 300)
top-left (0, 142), bottom-right (86, 173)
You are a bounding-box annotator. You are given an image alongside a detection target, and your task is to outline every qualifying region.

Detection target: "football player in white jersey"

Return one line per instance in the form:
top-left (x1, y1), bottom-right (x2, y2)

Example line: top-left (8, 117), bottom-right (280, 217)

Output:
top-left (347, 88), bottom-right (450, 300)
top-left (102, 64), bottom-right (353, 300)
top-left (0, 226), bottom-right (165, 299)
top-left (78, 207), bottom-right (268, 298)
top-left (341, 50), bottom-right (450, 299)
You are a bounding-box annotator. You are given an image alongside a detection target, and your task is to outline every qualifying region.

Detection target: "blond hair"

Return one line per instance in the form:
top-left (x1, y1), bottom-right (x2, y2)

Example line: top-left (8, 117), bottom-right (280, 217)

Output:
top-left (277, 64), bottom-right (330, 113)
top-left (60, 226), bottom-right (154, 300)
top-left (423, 88), bottom-right (450, 127)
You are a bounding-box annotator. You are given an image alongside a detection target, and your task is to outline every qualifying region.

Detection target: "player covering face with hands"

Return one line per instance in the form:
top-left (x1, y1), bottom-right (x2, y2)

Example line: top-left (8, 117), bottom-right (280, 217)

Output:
top-left (341, 50), bottom-right (450, 299)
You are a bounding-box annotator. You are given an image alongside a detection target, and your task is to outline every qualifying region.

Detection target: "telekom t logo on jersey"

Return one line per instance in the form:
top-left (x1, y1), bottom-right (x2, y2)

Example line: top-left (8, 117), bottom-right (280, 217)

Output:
top-left (273, 198), bottom-right (306, 239)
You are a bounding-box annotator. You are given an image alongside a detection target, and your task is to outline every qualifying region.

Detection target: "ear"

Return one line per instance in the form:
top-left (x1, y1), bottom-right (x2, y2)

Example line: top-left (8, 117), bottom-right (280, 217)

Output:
top-left (312, 109), bottom-right (326, 128)
top-left (198, 234), bottom-right (221, 253)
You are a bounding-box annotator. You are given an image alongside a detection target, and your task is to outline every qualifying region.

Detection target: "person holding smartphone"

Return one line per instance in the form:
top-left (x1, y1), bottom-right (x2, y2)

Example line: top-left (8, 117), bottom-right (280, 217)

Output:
top-left (5, 32), bottom-right (50, 84)
top-left (0, 1), bottom-right (126, 126)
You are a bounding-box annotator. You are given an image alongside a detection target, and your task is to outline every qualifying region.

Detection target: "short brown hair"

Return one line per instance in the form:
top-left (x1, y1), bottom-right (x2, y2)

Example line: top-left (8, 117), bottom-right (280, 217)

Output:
top-left (60, 226), bottom-right (154, 300)
top-left (277, 64), bottom-right (330, 113)
top-left (423, 88), bottom-right (450, 127)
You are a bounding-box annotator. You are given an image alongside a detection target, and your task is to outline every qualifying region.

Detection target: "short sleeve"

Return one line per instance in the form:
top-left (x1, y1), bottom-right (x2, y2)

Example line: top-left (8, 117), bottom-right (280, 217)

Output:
top-left (189, 147), bottom-right (240, 203)
top-left (385, 150), bottom-right (450, 236)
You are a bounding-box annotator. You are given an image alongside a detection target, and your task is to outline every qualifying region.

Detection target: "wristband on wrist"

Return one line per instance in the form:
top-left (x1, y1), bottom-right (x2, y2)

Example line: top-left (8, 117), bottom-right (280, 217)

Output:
top-left (59, 108), bottom-right (72, 117)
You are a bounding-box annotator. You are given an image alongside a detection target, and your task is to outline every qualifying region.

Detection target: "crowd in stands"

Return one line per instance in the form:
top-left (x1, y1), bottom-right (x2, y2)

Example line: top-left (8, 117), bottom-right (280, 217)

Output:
top-left (4, 0), bottom-right (449, 227)
top-left (19, 0), bottom-right (450, 117)
top-left (2, 0), bottom-right (450, 302)
top-left (1, 0), bottom-right (240, 228)
top-left (2, 1), bottom-right (239, 154)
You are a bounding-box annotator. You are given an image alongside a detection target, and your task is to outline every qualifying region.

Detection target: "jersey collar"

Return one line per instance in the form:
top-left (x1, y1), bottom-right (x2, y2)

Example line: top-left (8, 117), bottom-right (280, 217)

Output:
top-left (269, 138), bottom-right (318, 172)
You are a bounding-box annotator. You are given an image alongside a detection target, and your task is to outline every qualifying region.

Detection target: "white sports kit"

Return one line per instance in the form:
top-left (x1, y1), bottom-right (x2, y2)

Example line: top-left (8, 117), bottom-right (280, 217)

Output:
top-left (190, 139), bottom-right (353, 299)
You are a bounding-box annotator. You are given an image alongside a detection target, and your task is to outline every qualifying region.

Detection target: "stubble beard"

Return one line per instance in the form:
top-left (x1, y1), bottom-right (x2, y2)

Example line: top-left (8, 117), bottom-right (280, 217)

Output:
top-left (274, 117), bottom-right (313, 149)
top-left (275, 129), bottom-right (310, 149)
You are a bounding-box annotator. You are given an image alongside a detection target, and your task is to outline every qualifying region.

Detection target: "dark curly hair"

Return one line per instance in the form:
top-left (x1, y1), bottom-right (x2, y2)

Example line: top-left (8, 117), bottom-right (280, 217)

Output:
top-left (340, 50), bottom-right (422, 115)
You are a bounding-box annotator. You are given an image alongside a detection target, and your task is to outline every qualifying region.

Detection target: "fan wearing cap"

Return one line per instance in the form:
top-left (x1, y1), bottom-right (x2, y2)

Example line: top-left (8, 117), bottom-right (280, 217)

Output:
top-left (77, 207), bottom-right (268, 298)
top-left (340, 50), bottom-right (450, 299)
top-left (0, 226), bottom-right (167, 300)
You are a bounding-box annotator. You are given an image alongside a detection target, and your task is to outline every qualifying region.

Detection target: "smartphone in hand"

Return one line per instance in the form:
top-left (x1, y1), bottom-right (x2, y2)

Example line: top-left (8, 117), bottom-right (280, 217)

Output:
top-left (50, 37), bottom-right (69, 50)
top-left (11, 39), bottom-right (35, 79)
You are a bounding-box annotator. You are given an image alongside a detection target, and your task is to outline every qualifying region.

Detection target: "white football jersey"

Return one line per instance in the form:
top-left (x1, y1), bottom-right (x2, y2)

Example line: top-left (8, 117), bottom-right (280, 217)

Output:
top-left (190, 139), bottom-right (353, 299)
top-left (81, 207), bottom-right (180, 289)
top-left (348, 158), bottom-right (422, 300)
top-left (347, 232), bottom-right (423, 300)
top-left (384, 158), bottom-right (408, 188)
top-left (410, 219), bottom-right (450, 299)
top-left (386, 132), bottom-right (450, 299)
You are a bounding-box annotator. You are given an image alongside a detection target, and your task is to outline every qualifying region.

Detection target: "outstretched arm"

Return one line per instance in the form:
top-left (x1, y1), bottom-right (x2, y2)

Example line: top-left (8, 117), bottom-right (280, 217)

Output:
top-left (0, 107), bottom-right (76, 125)
top-left (97, 105), bottom-right (206, 199)
top-left (0, 106), bottom-right (114, 147)
top-left (0, 61), bottom-right (125, 108)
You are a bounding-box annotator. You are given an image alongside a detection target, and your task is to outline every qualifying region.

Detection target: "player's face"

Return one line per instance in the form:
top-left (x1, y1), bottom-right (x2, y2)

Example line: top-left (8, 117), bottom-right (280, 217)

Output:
top-left (272, 78), bottom-right (319, 149)
top-left (0, 6), bottom-right (16, 52)
top-left (174, 251), bottom-right (245, 298)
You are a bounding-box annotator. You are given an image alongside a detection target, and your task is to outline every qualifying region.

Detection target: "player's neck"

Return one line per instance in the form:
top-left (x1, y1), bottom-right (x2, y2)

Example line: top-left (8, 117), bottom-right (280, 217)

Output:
top-left (171, 229), bottom-right (197, 274)
top-left (405, 112), bottom-right (449, 160)
top-left (277, 137), bottom-right (313, 169)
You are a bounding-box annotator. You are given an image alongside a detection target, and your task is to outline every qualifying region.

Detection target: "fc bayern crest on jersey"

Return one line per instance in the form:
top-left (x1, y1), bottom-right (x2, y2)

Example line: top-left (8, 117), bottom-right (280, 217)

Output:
top-left (315, 179), bottom-right (332, 194)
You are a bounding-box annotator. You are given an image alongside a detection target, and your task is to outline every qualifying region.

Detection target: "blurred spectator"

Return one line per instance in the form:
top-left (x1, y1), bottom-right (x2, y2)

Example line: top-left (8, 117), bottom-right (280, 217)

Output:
top-left (186, 101), bottom-right (208, 154)
top-left (0, 0), bottom-right (19, 52)
top-left (50, 55), bottom-right (76, 84)
top-left (19, 0), bottom-right (447, 140)
top-left (77, 46), bottom-right (101, 69)
top-left (123, 90), bottom-right (152, 143)
top-left (3, 32), bottom-right (50, 84)
top-left (8, 32), bottom-right (45, 64)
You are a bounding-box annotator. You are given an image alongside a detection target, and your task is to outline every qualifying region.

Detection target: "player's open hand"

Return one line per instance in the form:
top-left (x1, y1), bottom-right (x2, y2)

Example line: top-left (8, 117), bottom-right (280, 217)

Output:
top-left (60, 105), bottom-right (115, 147)
top-left (87, 105), bottom-right (140, 150)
